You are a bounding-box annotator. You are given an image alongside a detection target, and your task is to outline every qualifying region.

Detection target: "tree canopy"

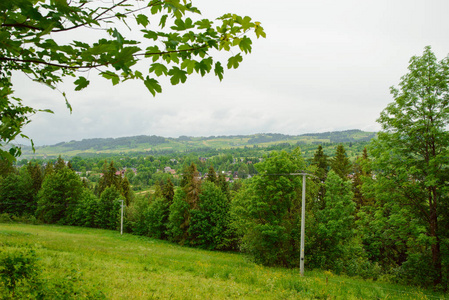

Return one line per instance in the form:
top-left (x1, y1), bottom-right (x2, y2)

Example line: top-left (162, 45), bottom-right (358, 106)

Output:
top-left (0, 0), bottom-right (265, 160)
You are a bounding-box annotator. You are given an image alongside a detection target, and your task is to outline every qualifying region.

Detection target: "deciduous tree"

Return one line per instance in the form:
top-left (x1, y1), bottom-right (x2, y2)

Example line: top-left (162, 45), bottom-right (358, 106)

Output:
top-left (371, 46), bottom-right (449, 286)
top-left (36, 166), bottom-right (84, 224)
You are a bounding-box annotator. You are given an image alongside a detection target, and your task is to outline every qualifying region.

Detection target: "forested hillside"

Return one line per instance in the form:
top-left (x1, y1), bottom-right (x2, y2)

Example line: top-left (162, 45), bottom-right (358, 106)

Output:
top-left (17, 129), bottom-right (375, 159)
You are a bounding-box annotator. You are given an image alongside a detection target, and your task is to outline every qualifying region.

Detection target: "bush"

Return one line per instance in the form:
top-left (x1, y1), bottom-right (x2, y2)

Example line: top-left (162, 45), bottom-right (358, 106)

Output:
top-left (0, 213), bottom-right (12, 223)
top-left (0, 243), bottom-right (107, 299)
top-left (394, 252), bottom-right (437, 287)
top-left (0, 244), bottom-right (39, 297)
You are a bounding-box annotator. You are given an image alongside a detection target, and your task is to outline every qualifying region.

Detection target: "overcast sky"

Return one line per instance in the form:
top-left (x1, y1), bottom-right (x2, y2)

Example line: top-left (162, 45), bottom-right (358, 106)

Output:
top-left (12, 0), bottom-right (449, 146)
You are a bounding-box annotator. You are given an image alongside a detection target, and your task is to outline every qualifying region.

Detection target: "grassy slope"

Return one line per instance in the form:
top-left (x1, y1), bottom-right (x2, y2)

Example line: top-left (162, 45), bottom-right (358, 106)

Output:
top-left (0, 223), bottom-right (443, 299)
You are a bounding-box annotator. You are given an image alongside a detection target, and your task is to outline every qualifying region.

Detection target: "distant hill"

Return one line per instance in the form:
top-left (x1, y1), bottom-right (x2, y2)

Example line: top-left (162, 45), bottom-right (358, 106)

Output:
top-left (19, 129), bottom-right (376, 159)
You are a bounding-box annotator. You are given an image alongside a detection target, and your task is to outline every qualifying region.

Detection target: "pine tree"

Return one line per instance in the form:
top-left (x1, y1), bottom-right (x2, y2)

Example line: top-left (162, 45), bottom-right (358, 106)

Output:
top-left (352, 147), bottom-right (372, 210)
top-left (26, 162), bottom-right (43, 195)
top-left (120, 177), bottom-right (132, 206)
top-left (161, 178), bottom-right (174, 205)
top-left (330, 144), bottom-right (352, 180)
top-left (43, 162), bottom-right (54, 179)
top-left (181, 163), bottom-right (201, 210)
top-left (0, 159), bottom-right (14, 177)
top-left (97, 161), bottom-right (119, 196)
top-left (312, 145), bottom-right (329, 181)
top-left (312, 145), bottom-right (329, 203)
top-left (206, 166), bottom-right (217, 184)
top-left (54, 156), bottom-right (66, 172)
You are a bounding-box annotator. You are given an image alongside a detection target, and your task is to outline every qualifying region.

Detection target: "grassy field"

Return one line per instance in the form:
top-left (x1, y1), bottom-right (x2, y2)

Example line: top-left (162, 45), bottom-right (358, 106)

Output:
top-left (0, 223), bottom-right (445, 299)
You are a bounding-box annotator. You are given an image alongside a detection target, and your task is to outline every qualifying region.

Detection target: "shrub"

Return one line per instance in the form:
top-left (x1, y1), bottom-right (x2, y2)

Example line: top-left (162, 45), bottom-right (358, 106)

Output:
top-left (0, 213), bottom-right (12, 223)
top-left (0, 244), bottom-right (39, 297)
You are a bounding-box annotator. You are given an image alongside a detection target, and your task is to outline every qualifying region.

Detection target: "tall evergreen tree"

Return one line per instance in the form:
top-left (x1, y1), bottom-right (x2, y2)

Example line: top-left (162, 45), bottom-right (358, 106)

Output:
top-left (42, 162), bottom-right (54, 179)
top-left (352, 148), bottom-right (372, 210)
top-left (206, 165), bottom-right (217, 184)
top-left (312, 145), bottom-right (329, 181)
top-left (97, 161), bottom-right (120, 196)
top-left (120, 177), bottom-right (132, 206)
top-left (26, 162), bottom-right (43, 195)
top-left (161, 178), bottom-right (175, 205)
top-left (330, 144), bottom-right (352, 180)
top-left (54, 156), bottom-right (66, 172)
top-left (0, 159), bottom-right (14, 178)
top-left (181, 163), bottom-right (201, 210)
top-left (312, 145), bottom-right (329, 203)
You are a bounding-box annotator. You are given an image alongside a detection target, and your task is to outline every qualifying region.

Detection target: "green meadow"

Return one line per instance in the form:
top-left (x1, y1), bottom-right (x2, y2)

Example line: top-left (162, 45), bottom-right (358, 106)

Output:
top-left (0, 223), bottom-right (445, 299)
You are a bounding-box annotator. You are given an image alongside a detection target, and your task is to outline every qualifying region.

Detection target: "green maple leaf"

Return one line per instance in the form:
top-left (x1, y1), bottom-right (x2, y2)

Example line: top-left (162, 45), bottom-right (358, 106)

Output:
top-left (144, 77), bottom-right (162, 96)
top-left (227, 54), bottom-right (243, 69)
top-left (136, 14), bottom-right (149, 27)
top-left (149, 63), bottom-right (168, 76)
top-left (239, 36), bottom-right (252, 54)
top-left (101, 71), bottom-right (120, 85)
top-left (195, 58), bottom-right (212, 76)
top-left (74, 76), bottom-right (90, 91)
top-left (181, 59), bottom-right (197, 74)
top-left (214, 62), bottom-right (224, 81)
top-left (195, 19), bottom-right (212, 29)
top-left (168, 67), bottom-right (187, 85)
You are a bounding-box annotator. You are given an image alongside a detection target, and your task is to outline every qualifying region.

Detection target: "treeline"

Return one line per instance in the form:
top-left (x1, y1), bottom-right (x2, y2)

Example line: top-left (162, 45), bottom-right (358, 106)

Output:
top-left (300, 129), bottom-right (376, 143)
top-left (58, 135), bottom-right (168, 151)
top-left (0, 158), bottom-right (132, 228)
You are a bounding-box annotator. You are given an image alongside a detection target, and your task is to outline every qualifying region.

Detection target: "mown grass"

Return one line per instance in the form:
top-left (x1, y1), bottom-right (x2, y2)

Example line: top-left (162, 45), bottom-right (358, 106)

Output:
top-left (0, 223), bottom-right (445, 299)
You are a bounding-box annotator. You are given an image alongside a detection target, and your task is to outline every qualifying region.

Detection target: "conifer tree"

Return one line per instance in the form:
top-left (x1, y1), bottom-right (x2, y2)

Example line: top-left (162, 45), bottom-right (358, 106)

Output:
top-left (312, 145), bottom-right (329, 181)
top-left (26, 162), bottom-right (43, 196)
top-left (352, 147), bottom-right (372, 210)
top-left (161, 178), bottom-right (175, 205)
top-left (206, 166), bottom-right (217, 184)
top-left (330, 144), bottom-right (352, 180)
top-left (120, 177), bottom-right (132, 206)
top-left (217, 173), bottom-right (231, 201)
top-left (0, 159), bottom-right (14, 177)
top-left (42, 162), bottom-right (54, 179)
top-left (181, 163), bottom-right (201, 209)
top-left (54, 156), bottom-right (66, 172)
top-left (97, 161), bottom-right (119, 196)
top-left (312, 145), bottom-right (329, 203)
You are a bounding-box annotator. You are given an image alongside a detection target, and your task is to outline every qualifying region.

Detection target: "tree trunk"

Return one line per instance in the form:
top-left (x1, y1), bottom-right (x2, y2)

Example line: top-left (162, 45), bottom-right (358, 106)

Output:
top-left (429, 189), bottom-right (442, 285)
